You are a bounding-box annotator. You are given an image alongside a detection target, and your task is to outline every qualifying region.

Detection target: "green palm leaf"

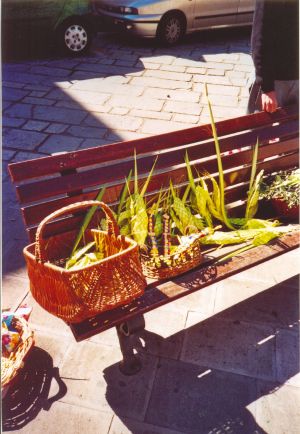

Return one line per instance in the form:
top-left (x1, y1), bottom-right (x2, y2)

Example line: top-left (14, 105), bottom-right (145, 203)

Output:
top-left (71, 187), bottom-right (105, 255)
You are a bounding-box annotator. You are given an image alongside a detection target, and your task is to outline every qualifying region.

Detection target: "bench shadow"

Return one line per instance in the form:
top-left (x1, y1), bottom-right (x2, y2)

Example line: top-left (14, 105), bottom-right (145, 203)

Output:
top-left (2, 347), bottom-right (67, 431)
top-left (103, 275), bottom-right (299, 434)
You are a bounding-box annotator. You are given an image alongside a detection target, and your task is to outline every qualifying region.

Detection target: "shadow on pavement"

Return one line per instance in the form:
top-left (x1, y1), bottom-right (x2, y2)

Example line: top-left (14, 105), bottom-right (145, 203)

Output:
top-left (2, 26), bottom-right (251, 61)
top-left (2, 26), bottom-right (56, 62)
top-left (2, 347), bottom-right (67, 431)
top-left (103, 275), bottom-right (299, 433)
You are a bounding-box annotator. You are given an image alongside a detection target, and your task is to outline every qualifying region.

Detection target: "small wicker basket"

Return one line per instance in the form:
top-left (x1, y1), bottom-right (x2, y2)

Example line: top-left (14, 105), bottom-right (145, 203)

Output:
top-left (140, 233), bottom-right (203, 280)
top-left (1, 316), bottom-right (34, 392)
top-left (23, 201), bottom-right (147, 324)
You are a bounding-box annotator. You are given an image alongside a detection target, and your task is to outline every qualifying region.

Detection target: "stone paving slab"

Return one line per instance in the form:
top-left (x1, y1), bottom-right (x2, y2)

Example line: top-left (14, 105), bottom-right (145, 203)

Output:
top-left (254, 381), bottom-right (300, 434)
top-left (214, 273), bottom-right (299, 329)
top-left (145, 358), bottom-right (259, 434)
top-left (276, 328), bottom-right (300, 387)
top-left (4, 396), bottom-right (113, 434)
top-left (182, 313), bottom-right (277, 381)
top-left (32, 332), bottom-right (74, 368)
top-left (2, 273), bottom-right (29, 311)
top-left (137, 307), bottom-right (187, 360)
top-left (60, 343), bottom-right (157, 419)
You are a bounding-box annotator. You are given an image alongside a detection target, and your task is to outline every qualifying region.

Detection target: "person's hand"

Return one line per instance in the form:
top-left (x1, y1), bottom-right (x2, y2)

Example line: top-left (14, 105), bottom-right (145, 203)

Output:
top-left (261, 91), bottom-right (278, 113)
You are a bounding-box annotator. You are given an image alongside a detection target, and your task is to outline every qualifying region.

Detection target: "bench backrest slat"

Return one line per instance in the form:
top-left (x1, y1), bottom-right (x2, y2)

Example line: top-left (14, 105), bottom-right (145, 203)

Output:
top-left (23, 142), bottom-right (298, 241)
top-left (8, 106), bottom-right (299, 242)
top-left (8, 105), bottom-right (298, 183)
top-left (13, 118), bottom-right (299, 204)
top-left (20, 139), bottom-right (298, 226)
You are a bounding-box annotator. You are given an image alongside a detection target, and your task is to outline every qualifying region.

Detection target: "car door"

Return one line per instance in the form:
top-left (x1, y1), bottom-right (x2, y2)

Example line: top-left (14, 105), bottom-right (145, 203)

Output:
top-left (236, 0), bottom-right (255, 25)
top-left (193, 0), bottom-right (239, 30)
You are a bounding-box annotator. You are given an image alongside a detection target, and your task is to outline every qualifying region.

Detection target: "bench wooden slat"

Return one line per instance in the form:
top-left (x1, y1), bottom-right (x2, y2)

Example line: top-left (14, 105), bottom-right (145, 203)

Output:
top-left (8, 106), bottom-right (298, 182)
top-left (21, 134), bottom-right (299, 226)
top-left (22, 141), bottom-right (298, 240)
top-left (25, 147), bottom-right (298, 242)
top-left (22, 180), bottom-right (250, 229)
top-left (23, 154), bottom-right (298, 240)
top-left (24, 149), bottom-right (298, 242)
top-left (69, 231), bottom-right (299, 341)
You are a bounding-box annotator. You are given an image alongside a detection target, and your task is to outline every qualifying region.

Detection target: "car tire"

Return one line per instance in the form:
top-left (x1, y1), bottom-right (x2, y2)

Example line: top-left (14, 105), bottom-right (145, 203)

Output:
top-left (56, 17), bottom-right (92, 56)
top-left (157, 12), bottom-right (186, 46)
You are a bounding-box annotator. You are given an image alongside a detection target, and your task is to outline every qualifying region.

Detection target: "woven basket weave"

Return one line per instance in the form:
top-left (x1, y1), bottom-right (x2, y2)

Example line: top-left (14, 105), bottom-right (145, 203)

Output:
top-left (23, 201), bottom-right (146, 324)
top-left (140, 234), bottom-right (203, 280)
top-left (1, 316), bottom-right (34, 390)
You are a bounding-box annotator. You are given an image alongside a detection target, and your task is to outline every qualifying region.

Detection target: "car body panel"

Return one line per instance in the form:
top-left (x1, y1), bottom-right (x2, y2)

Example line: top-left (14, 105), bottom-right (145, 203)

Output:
top-left (94, 0), bottom-right (254, 39)
top-left (193, 0), bottom-right (239, 29)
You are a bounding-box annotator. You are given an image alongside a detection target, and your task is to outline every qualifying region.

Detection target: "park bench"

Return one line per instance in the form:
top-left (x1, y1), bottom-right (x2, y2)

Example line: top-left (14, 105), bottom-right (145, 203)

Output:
top-left (8, 104), bottom-right (299, 375)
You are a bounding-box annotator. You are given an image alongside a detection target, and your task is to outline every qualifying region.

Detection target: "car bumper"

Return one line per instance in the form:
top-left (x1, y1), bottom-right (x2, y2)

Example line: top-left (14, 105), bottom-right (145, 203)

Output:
top-left (99, 14), bottom-right (159, 38)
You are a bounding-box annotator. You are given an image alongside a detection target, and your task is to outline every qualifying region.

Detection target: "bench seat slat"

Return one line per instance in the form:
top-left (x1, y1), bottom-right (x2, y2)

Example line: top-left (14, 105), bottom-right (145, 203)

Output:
top-left (8, 106), bottom-right (298, 182)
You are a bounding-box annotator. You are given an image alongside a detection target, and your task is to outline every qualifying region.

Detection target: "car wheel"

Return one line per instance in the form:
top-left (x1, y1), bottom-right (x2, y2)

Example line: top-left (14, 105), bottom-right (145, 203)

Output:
top-left (157, 12), bottom-right (186, 46)
top-left (57, 17), bottom-right (92, 56)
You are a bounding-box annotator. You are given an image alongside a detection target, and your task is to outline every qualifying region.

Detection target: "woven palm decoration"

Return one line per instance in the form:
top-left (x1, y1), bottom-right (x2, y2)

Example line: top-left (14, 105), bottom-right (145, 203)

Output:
top-left (140, 213), bottom-right (204, 280)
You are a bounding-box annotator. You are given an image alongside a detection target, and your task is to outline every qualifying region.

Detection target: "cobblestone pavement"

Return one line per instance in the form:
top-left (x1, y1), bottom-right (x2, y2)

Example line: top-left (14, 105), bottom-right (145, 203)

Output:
top-left (3, 28), bottom-right (252, 162)
top-left (2, 29), bottom-right (300, 434)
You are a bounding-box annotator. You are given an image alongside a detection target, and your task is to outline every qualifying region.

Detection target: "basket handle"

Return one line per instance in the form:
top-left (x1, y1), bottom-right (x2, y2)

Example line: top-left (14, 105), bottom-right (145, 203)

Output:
top-left (35, 201), bottom-right (120, 263)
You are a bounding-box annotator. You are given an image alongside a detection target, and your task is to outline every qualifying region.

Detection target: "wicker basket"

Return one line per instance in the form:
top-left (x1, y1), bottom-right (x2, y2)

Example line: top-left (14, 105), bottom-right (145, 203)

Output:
top-left (140, 233), bottom-right (203, 280)
top-left (23, 201), bottom-right (147, 324)
top-left (1, 316), bottom-right (34, 391)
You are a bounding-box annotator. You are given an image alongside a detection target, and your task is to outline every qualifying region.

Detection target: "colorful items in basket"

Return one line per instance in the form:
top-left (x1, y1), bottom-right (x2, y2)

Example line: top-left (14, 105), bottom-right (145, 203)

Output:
top-left (2, 321), bottom-right (20, 356)
top-left (2, 306), bottom-right (32, 357)
top-left (1, 306), bottom-right (34, 393)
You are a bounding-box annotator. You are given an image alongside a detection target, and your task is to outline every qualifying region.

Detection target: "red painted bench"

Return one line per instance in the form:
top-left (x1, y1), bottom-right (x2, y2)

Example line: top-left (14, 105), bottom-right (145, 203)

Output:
top-left (8, 105), bottom-right (299, 374)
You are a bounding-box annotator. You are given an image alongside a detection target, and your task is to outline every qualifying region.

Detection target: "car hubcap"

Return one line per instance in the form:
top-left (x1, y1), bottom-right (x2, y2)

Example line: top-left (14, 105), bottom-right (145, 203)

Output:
top-left (65, 24), bottom-right (88, 52)
top-left (165, 18), bottom-right (180, 43)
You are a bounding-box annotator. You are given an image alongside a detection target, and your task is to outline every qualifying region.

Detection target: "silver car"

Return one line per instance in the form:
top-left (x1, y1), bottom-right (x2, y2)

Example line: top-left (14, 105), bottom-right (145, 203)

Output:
top-left (93, 0), bottom-right (254, 45)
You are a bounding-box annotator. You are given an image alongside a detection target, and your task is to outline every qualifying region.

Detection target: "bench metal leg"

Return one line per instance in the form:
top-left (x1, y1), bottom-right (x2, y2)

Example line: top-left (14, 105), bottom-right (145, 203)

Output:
top-left (116, 315), bottom-right (145, 375)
